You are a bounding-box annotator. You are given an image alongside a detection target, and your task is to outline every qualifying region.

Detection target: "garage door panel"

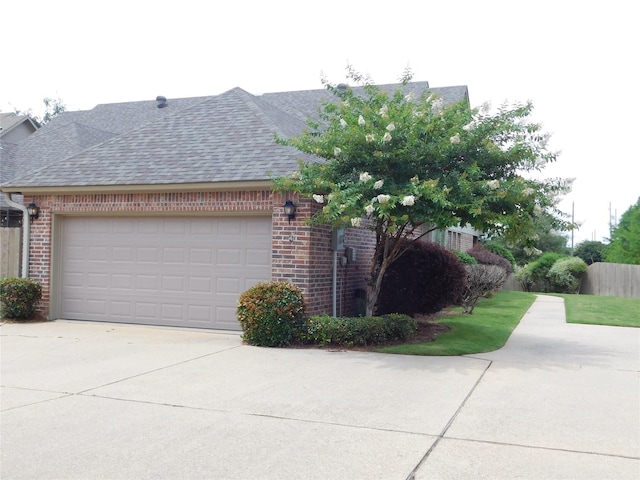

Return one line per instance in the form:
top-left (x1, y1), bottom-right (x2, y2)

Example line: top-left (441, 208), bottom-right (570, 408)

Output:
top-left (60, 216), bottom-right (272, 330)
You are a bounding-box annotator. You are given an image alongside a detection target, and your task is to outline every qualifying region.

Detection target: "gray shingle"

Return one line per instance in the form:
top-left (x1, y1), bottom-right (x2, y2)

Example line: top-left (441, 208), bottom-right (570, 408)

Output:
top-left (2, 82), bottom-right (468, 189)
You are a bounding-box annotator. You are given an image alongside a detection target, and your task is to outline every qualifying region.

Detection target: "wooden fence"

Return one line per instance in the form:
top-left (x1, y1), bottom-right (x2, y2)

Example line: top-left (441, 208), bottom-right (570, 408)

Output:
top-left (580, 262), bottom-right (640, 298)
top-left (0, 227), bottom-right (21, 278)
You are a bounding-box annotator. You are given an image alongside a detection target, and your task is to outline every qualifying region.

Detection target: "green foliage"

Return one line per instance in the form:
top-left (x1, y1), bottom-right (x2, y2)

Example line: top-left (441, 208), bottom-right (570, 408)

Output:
top-left (273, 66), bottom-right (571, 315)
top-left (299, 313), bottom-right (416, 347)
top-left (513, 264), bottom-right (535, 292)
top-left (376, 241), bottom-right (467, 316)
top-left (605, 197), bottom-right (640, 265)
top-left (481, 241), bottom-right (516, 268)
top-left (14, 96), bottom-right (66, 127)
top-left (488, 211), bottom-right (573, 266)
top-left (573, 240), bottom-right (606, 265)
top-left (236, 281), bottom-right (306, 347)
top-left (455, 250), bottom-right (478, 265)
top-left (546, 257), bottom-right (588, 293)
top-left (0, 278), bottom-right (43, 320)
top-left (377, 291), bottom-right (536, 355)
top-left (460, 264), bottom-right (509, 313)
top-left (528, 252), bottom-right (564, 292)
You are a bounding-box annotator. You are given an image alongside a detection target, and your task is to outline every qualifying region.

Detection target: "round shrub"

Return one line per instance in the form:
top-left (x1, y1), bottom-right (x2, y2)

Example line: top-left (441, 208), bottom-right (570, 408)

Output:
top-left (529, 252), bottom-right (564, 292)
top-left (376, 241), bottom-right (467, 316)
top-left (547, 257), bottom-right (588, 293)
top-left (0, 278), bottom-right (42, 320)
top-left (236, 281), bottom-right (306, 347)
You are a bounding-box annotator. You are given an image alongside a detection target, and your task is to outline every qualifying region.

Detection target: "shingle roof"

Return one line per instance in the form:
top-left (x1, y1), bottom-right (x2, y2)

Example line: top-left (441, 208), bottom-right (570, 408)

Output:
top-left (1, 82), bottom-right (468, 190)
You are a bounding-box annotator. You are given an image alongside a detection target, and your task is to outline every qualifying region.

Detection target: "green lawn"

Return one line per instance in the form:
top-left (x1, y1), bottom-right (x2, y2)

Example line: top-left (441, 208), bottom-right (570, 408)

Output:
top-left (375, 291), bottom-right (639, 356)
top-left (550, 293), bottom-right (640, 328)
top-left (376, 290), bottom-right (536, 356)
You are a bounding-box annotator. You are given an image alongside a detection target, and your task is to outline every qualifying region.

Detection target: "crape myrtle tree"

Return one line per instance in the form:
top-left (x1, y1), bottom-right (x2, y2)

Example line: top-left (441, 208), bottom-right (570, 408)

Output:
top-left (274, 67), bottom-right (571, 316)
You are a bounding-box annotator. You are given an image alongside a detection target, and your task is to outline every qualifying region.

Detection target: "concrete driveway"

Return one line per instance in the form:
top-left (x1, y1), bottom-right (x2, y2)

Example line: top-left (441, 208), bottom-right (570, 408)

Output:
top-left (1, 295), bottom-right (638, 479)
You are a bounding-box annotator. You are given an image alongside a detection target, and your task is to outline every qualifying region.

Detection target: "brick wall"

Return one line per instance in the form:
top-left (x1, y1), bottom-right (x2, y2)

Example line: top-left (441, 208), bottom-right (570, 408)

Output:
top-left (26, 190), bottom-right (378, 321)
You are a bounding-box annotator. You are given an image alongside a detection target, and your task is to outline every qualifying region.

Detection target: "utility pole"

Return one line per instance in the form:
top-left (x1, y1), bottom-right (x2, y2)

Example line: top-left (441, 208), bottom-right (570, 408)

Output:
top-left (571, 201), bottom-right (574, 252)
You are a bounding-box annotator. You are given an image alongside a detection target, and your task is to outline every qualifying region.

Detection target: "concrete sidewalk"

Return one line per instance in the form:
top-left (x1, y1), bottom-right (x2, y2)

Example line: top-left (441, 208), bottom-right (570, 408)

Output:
top-left (1, 295), bottom-right (638, 479)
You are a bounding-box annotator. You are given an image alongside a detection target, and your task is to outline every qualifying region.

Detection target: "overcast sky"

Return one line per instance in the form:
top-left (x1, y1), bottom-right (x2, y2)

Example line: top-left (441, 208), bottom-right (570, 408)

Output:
top-left (2, 0), bottom-right (637, 245)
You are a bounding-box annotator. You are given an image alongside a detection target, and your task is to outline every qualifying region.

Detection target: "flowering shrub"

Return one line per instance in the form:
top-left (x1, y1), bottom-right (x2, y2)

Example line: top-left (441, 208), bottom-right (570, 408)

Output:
top-left (461, 264), bottom-right (509, 313)
top-left (236, 281), bottom-right (306, 347)
top-left (299, 314), bottom-right (416, 347)
top-left (547, 257), bottom-right (588, 293)
top-left (0, 278), bottom-right (42, 320)
top-left (273, 66), bottom-right (571, 316)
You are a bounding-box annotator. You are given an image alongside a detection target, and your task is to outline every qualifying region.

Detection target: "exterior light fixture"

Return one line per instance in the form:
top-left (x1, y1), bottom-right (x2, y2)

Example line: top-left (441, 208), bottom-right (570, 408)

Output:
top-left (283, 200), bottom-right (296, 224)
top-left (27, 203), bottom-right (40, 220)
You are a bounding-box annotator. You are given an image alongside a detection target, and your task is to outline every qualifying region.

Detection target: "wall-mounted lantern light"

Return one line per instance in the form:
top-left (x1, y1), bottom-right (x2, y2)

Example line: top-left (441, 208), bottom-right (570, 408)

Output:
top-left (283, 200), bottom-right (296, 224)
top-left (27, 203), bottom-right (40, 220)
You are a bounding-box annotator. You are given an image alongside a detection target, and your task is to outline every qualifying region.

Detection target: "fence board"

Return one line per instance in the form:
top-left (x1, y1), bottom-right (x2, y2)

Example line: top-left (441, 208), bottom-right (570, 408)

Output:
top-left (580, 262), bottom-right (640, 298)
top-left (0, 227), bottom-right (21, 278)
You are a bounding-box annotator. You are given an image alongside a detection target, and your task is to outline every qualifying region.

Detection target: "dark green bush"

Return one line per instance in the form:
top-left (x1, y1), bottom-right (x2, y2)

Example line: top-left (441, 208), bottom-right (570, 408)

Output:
top-left (455, 250), bottom-right (478, 265)
top-left (236, 281), bottom-right (306, 347)
top-left (299, 314), bottom-right (417, 347)
top-left (0, 278), bottom-right (43, 320)
top-left (376, 241), bottom-right (467, 316)
top-left (529, 252), bottom-right (564, 292)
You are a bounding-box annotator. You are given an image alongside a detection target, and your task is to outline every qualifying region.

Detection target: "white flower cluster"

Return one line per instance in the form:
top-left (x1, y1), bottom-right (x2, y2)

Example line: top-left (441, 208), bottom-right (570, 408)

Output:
top-left (312, 194), bottom-right (324, 204)
top-left (487, 180), bottom-right (500, 190)
top-left (450, 133), bottom-right (460, 144)
top-left (359, 172), bottom-right (372, 182)
top-left (401, 195), bottom-right (415, 206)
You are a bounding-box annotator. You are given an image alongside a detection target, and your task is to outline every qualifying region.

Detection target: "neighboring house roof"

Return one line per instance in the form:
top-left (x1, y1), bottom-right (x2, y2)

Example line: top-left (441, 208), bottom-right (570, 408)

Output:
top-left (1, 82), bottom-right (468, 192)
top-left (1, 113), bottom-right (39, 209)
top-left (0, 112), bottom-right (38, 142)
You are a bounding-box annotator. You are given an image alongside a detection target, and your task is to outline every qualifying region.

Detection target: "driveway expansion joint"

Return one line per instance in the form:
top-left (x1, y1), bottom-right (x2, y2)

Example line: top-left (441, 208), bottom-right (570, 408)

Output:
top-left (405, 360), bottom-right (494, 480)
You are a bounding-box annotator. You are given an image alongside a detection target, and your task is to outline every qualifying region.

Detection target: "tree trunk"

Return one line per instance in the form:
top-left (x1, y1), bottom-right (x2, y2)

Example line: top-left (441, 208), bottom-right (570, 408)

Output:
top-left (365, 259), bottom-right (389, 316)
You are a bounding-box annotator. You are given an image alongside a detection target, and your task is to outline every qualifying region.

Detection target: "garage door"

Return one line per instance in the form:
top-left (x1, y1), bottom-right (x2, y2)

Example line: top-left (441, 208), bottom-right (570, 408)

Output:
top-left (59, 216), bottom-right (272, 330)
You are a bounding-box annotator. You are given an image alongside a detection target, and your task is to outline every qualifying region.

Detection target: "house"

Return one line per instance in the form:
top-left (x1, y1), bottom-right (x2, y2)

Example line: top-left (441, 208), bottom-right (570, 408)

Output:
top-left (0, 82), bottom-right (477, 329)
top-left (1, 113), bottom-right (40, 277)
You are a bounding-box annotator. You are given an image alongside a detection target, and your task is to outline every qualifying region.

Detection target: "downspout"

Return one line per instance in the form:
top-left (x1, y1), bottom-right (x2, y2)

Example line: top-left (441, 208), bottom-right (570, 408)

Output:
top-left (2, 193), bottom-right (30, 278)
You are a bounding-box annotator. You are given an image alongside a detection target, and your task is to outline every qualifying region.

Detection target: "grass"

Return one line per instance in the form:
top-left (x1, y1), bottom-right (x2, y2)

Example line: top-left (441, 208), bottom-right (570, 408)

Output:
top-left (375, 290), bottom-right (536, 356)
top-left (549, 293), bottom-right (640, 328)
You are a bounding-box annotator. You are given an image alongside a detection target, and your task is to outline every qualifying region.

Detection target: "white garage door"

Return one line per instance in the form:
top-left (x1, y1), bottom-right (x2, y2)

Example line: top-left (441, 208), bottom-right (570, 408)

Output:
top-left (59, 216), bottom-right (272, 330)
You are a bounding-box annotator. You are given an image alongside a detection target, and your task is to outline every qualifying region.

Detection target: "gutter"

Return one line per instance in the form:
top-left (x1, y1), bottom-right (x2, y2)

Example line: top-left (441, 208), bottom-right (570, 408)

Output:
top-left (2, 193), bottom-right (29, 278)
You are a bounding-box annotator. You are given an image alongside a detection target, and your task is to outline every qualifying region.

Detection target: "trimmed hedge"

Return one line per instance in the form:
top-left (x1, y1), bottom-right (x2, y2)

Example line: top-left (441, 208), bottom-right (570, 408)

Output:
top-left (299, 313), bottom-right (417, 347)
top-left (0, 278), bottom-right (42, 320)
